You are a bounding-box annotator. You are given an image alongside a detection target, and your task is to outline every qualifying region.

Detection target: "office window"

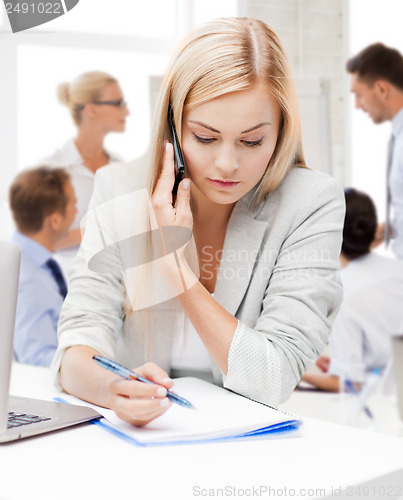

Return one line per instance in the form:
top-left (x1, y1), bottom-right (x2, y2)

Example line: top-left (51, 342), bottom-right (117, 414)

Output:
top-left (32, 0), bottom-right (178, 38)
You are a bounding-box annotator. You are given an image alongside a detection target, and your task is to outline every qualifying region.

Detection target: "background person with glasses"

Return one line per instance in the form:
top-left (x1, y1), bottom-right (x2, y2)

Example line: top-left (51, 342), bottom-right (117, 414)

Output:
top-left (38, 71), bottom-right (129, 275)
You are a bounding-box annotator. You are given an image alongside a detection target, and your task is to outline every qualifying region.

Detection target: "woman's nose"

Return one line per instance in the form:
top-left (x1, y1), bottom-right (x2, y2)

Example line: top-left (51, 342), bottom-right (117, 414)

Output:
top-left (214, 145), bottom-right (239, 174)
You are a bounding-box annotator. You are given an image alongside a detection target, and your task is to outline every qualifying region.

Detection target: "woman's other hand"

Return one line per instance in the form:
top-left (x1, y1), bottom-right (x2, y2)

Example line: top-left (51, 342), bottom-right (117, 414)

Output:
top-left (107, 362), bottom-right (174, 426)
top-left (315, 355), bottom-right (331, 373)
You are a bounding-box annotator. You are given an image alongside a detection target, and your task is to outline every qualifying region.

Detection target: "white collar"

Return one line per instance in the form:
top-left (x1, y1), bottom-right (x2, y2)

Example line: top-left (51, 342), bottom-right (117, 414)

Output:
top-left (391, 106), bottom-right (403, 138)
top-left (59, 138), bottom-right (121, 166)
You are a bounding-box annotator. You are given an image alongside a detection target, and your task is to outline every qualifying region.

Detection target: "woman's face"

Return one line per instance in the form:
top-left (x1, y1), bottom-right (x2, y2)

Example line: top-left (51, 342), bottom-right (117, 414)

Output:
top-left (90, 83), bottom-right (129, 133)
top-left (181, 85), bottom-right (281, 207)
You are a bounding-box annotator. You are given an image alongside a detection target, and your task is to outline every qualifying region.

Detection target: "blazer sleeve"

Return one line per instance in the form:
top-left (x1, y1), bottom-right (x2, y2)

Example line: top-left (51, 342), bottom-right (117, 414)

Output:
top-left (51, 166), bottom-right (129, 382)
top-left (223, 173), bottom-right (345, 407)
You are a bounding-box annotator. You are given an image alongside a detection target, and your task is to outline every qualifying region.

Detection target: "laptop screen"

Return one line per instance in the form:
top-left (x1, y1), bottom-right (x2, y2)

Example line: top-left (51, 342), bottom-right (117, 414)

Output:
top-left (0, 241), bottom-right (21, 434)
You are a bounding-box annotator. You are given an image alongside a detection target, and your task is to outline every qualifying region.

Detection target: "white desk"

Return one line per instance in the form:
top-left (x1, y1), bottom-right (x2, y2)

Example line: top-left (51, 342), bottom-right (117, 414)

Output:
top-left (1, 363), bottom-right (403, 500)
top-left (279, 388), bottom-right (403, 437)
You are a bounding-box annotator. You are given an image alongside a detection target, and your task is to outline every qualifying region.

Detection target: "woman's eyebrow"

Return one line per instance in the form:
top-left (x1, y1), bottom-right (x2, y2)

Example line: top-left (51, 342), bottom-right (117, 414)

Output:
top-left (189, 120), bottom-right (271, 134)
top-left (189, 120), bottom-right (220, 133)
top-left (241, 122), bottom-right (271, 133)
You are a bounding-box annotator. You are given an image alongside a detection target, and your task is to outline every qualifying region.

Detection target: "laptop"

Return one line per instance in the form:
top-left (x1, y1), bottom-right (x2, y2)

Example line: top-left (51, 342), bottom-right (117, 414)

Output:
top-left (0, 240), bottom-right (100, 443)
top-left (392, 334), bottom-right (403, 421)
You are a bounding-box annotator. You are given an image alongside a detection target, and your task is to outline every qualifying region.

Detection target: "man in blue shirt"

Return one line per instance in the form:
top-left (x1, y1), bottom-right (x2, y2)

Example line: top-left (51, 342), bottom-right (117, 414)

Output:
top-left (9, 166), bottom-right (78, 366)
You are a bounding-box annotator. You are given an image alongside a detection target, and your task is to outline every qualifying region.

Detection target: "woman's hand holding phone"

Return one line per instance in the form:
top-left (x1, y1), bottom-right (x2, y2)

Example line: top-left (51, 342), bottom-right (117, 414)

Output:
top-left (152, 141), bottom-right (192, 230)
top-left (151, 142), bottom-right (198, 294)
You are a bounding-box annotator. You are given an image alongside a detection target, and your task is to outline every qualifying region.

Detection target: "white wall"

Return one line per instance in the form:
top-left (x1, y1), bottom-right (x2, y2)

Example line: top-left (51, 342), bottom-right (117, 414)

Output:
top-left (239, 0), bottom-right (347, 183)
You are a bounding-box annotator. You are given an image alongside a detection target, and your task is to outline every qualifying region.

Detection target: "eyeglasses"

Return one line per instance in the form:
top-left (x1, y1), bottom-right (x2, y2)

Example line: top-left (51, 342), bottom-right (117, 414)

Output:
top-left (90, 99), bottom-right (128, 109)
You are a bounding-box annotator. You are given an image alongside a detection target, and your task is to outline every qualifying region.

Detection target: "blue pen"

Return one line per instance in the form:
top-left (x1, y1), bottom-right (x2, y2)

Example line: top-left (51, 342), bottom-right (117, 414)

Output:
top-left (354, 368), bottom-right (382, 420)
top-left (344, 378), bottom-right (374, 420)
top-left (93, 355), bottom-right (196, 409)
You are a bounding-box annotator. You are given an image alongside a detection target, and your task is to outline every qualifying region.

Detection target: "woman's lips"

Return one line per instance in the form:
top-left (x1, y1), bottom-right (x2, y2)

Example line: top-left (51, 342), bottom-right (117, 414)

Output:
top-left (208, 178), bottom-right (240, 189)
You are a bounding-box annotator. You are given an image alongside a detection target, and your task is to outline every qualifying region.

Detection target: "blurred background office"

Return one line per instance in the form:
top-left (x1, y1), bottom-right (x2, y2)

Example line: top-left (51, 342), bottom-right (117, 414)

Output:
top-left (1, 0), bottom-right (403, 244)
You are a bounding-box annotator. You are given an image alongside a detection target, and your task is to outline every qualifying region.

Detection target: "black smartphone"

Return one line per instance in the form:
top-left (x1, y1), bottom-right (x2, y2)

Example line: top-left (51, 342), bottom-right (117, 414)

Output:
top-left (168, 104), bottom-right (185, 197)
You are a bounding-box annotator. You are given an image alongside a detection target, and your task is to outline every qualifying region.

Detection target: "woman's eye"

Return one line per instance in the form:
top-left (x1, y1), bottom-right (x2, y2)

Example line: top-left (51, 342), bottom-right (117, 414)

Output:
top-left (242, 138), bottom-right (263, 147)
top-left (193, 134), bottom-right (215, 144)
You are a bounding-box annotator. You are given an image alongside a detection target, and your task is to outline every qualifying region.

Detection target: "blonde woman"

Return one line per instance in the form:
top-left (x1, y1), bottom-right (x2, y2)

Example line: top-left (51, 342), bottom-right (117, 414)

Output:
top-left (43, 71), bottom-right (129, 273)
top-left (53, 18), bottom-right (345, 426)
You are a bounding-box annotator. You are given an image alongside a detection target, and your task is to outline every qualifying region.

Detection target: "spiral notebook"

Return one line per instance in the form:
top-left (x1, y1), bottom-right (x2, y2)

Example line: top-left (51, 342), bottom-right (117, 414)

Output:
top-left (58, 377), bottom-right (303, 446)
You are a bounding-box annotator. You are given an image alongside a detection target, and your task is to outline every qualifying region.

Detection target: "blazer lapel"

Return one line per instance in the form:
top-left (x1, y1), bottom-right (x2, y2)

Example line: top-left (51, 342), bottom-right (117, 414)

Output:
top-left (214, 198), bottom-right (268, 316)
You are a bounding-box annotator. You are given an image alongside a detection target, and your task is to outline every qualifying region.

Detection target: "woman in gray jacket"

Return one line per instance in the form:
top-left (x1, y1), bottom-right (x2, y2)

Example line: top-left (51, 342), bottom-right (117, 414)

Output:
top-left (53, 17), bottom-right (345, 426)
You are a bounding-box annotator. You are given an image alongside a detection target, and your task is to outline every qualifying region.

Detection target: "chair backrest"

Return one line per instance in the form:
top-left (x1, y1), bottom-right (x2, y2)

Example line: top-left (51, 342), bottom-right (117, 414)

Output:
top-left (392, 334), bottom-right (403, 421)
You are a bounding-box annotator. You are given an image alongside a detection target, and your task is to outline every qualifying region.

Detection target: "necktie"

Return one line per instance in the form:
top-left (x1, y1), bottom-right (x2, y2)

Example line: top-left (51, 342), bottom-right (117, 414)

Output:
top-left (46, 258), bottom-right (67, 298)
top-left (385, 134), bottom-right (395, 246)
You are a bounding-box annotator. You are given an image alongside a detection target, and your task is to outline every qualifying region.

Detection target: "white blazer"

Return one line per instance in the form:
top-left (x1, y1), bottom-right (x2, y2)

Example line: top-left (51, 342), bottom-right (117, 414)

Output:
top-left (52, 161), bottom-right (345, 408)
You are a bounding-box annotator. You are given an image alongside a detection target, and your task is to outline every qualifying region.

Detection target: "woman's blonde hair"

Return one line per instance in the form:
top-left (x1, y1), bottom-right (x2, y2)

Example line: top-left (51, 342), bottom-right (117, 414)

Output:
top-left (57, 71), bottom-right (117, 126)
top-left (148, 17), bottom-right (306, 207)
